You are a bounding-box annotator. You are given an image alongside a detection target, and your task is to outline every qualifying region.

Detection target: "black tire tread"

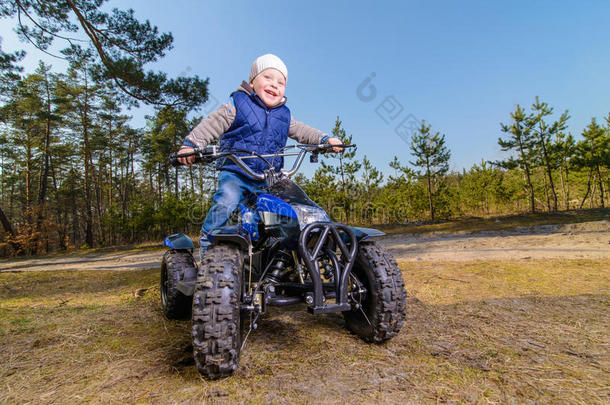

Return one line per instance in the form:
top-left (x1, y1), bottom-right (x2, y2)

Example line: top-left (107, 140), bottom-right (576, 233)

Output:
top-left (344, 240), bottom-right (407, 343)
top-left (161, 249), bottom-right (195, 320)
top-left (192, 244), bottom-right (243, 379)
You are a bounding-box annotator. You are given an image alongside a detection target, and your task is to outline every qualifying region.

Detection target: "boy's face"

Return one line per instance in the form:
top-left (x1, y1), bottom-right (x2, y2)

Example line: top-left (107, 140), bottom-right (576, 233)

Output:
top-left (251, 68), bottom-right (286, 108)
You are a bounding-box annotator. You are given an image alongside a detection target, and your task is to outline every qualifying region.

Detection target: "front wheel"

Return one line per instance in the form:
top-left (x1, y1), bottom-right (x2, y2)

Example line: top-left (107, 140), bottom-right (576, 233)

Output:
top-left (192, 244), bottom-right (244, 379)
top-left (343, 241), bottom-right (407, 343)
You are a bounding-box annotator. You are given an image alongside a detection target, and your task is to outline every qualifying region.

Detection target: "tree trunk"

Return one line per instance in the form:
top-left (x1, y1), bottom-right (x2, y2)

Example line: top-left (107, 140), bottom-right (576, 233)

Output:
top-left (82, 81), bottom-right (94, 248)
top-left (108, 145), bottom-right (113, 210)
top-left (537, 129), bottom-right (558, 211)
top-left (149, 171), bottom-right (154, 198)
top-left (9, 171), bottom-right (15, 223)
top-left (158, 162), bottom-right (163, 202)
top-left (517, 138), bottom-right (536, 213)
top-left (596, 165), bottom-right (605, 208)
top-left (426, 160), bottom-right (434, 220)
top-left (95, 159), bottom-right (104, 245)
top-left (33, 72), bottom-right (54, 252)
top-left (579, 168), bottom-right (593, 209)
top-left (174, 166), bottom-right (179, 196)
top-left (524, 167), bottom-right (535, 213)
top-left (559, 163), bottom-right (569, 210)
top-left (485, 192), bottom-right (489, 215)
top-left (541, 167), bottom-right (550, 212)
top-left (119, 164), bottom-right (125, 217)
top-left (0, 206), bottom-right (21, 252)
top-left (49, 156), bottom-right (66, 250)
top-left (72, 188), bottom-right (79, 245)
top-left (25, 132), bottom-right (32, 217)
top-left (0, 205), bottom-right (16, 237)
top-left (37, 71), bottom-right (52, 210)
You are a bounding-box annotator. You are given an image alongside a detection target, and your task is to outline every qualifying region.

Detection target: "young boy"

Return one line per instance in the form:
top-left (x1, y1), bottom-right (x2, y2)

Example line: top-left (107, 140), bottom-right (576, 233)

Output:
top-left (177, 54), bottom-right (342, 257)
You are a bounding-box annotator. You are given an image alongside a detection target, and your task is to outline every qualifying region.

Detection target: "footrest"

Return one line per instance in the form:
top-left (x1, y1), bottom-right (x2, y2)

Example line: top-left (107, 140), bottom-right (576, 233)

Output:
top-left (307, 303), bottom-right (351, 314)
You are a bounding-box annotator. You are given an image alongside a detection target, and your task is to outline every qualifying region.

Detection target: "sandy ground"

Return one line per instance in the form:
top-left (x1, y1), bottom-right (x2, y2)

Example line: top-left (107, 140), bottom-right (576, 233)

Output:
top-left (381, 220), bottom-right (610, 262)
top-left (1, 220), bottom-right (609, 403)
top-left (0, 249), bottom-right (165, 272)
top-left (0, 220), bottom-right (608, 272)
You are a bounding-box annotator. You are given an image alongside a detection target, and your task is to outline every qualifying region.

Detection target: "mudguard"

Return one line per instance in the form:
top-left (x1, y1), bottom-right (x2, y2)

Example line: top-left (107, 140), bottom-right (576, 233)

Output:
top-left (163, 233), bottom-right (194, 250)
top-left (208, 226), bottom-right (250, 250)
top-left (350, 226), bottom-right (385, 241)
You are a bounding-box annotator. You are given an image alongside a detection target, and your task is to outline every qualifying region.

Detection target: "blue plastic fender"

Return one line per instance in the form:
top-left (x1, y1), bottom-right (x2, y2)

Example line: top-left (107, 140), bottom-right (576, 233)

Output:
top-left (257, 194), bottom-right (298, 219)
top-left (163, 233), bottom-right (194, 250)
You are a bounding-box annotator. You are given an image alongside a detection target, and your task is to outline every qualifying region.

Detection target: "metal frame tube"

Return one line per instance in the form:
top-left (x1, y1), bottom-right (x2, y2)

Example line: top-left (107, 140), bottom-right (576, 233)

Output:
top-left (298, 222), bottom-right (357, 313)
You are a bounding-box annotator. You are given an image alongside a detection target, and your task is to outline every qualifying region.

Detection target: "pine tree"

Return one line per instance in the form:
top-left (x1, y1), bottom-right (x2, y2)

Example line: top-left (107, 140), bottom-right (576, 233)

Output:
top-left (459, 160), bottom-right (505, 215)
top-left (497, 105), bottom-right (537, 213)
top-left (529, 97), bottom-right (570, 212)
top-left (144, 106), bottom-right (191, 199)
top-left (553, 131), bottom-right (577, 209)
top-left (56, 49), bottom-right (104, 247)
top-left (360, 155), bottom-right (383, 223)
top-left (387, 156), bottom-right (427, 222)
top-left (318, 117), bottom-right (360, 223)
top-left (575, 118), bottom-right (610, 208)
top-left (1, 0), bottom-right (209, 108)
top-left (410, 121), bottom-right (451, 220)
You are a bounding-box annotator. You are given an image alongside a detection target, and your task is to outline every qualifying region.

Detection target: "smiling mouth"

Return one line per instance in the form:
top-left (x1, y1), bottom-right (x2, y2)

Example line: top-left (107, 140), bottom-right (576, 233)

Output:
top-left (265, 89), bottom-right (277, 97)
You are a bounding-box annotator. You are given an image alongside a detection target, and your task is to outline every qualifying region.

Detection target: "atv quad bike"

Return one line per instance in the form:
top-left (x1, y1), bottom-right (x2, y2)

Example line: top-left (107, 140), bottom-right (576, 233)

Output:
top-left (162, 143), bottom-right (406, 379)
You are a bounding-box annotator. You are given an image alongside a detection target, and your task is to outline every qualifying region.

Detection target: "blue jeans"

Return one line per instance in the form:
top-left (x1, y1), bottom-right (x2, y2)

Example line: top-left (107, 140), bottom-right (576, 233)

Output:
top-left (199, 171), bottom-right (266, 258)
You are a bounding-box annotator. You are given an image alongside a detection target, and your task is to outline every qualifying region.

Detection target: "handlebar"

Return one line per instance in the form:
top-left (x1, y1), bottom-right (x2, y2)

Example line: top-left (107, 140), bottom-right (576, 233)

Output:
top-left (169, 143), bottom-right (356, 181)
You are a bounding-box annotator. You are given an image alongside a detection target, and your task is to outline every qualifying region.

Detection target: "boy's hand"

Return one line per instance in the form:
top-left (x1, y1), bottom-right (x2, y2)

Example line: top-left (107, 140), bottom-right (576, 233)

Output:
top-left (177, 146), bottom-right (196, 165)
top-left (326, 137), bottom-right (344, 152)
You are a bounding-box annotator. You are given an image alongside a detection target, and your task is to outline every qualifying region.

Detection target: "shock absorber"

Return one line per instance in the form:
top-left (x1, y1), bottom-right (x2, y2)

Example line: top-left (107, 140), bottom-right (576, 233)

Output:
top-left (263, 251), bottom-right (291, 285)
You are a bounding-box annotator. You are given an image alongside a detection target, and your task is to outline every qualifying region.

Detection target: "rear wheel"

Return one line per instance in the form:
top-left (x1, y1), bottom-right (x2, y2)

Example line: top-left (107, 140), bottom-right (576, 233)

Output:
top-left (343, 241), bottom-right (407, 342)
top-left (192, 244), bottom-right (244, 379)
top-left (161, 249), bottom-right (196, 320)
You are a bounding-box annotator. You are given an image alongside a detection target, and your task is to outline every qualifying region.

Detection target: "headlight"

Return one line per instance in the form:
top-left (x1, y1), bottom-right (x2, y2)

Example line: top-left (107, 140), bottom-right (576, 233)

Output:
top-left (291, 204), bottom-right (330, 229)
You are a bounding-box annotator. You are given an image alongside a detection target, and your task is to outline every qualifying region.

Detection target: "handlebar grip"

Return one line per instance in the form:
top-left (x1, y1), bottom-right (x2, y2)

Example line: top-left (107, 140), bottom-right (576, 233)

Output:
top-left (317, 143), bottom-right (356, 152)
top-left (170, 149), bottom-right (216, 167)
top-left (169, 153), bottom-right (181, 167)
top-left (169, 151), bottom-right (202, 167)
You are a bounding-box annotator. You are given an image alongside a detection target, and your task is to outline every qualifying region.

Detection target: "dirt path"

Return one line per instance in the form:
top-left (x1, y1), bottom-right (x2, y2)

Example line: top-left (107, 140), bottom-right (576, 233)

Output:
top-left (381, 220), bottom-right (610, 262)
top-left (0, 249), bottom-right (165, 272)
top-left (0, 220), bottom-right (608, 272)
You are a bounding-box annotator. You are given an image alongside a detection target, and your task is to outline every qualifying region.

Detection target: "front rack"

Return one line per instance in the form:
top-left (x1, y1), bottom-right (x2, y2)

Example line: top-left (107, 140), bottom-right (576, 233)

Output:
top-left (297, 222), bottom-right (358, 314)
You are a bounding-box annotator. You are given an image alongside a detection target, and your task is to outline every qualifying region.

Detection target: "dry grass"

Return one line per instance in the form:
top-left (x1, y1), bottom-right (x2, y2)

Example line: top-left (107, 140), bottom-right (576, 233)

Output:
top-left (378, 208), bottom-right (610, 236)
top-left (1, 258), bottom-right (609, 404)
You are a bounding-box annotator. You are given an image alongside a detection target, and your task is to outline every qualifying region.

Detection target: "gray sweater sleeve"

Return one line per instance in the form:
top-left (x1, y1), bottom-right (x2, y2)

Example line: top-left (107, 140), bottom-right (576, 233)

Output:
top-left (184, 103), bottom-right (236, 148)
top-left (289, 117), bottom-right (326, 144)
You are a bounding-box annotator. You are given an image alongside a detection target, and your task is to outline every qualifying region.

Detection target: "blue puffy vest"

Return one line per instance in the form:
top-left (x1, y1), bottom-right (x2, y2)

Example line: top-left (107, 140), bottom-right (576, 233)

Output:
top-left (218, 91), bottom-right (291, 177)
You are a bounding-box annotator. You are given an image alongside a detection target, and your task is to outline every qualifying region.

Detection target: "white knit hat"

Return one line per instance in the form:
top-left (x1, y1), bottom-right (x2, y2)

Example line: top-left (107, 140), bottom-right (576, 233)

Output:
top-left (249, 54), bottom-right (288, 83)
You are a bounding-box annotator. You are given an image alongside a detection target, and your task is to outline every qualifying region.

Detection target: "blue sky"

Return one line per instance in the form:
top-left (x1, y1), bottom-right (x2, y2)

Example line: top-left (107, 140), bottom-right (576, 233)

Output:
top-left (1, 0), bottom-right (609, 177)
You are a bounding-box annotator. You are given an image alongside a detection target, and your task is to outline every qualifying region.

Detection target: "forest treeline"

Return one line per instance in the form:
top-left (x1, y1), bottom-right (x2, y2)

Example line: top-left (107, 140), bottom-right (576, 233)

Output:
top-left (0, 59), bottom-right (608, 257)
top-left (0, 2), bottom-right (608, 256)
